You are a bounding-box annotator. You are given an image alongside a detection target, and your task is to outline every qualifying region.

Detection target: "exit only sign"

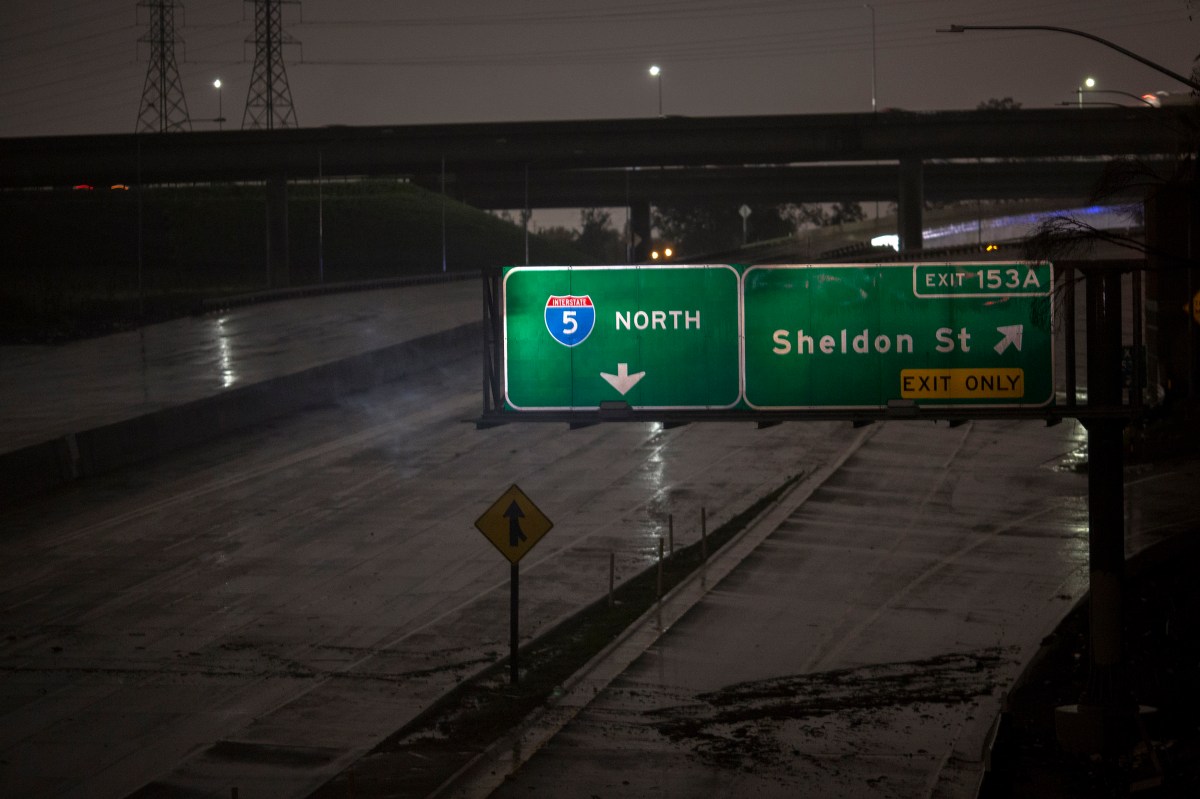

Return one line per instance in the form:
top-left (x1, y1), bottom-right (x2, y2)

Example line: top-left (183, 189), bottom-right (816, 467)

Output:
top-left (501, 263), bottom-right (1053, 412)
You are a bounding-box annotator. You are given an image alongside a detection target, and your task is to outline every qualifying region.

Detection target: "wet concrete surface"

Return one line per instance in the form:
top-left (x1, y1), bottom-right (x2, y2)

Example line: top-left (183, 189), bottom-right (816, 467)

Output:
top-left (3, 278), bottom-right (1192, 799)
top-left (0, 279), bottom-right (480, 454)
top-left (471, 420), bottom-right (1200, 799)
top-left (0, 281), bottom-right (861, 797)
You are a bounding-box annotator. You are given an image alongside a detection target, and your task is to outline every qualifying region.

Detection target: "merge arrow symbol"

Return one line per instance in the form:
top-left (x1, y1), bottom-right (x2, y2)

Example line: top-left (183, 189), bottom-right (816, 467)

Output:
top-left (502, 500), bottom-right (527, 548)
top-left (994, 325), bottom-right (1024, 355)
top-left (600, 363), bottom-right (646, 396)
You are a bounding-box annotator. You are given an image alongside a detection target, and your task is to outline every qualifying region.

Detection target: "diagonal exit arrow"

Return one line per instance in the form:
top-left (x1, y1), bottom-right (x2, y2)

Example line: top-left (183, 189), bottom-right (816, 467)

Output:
top-left (994, 325), bottom-right (1024, 355)
top-left (502, 500), bottom-right (527, 548)
top-left (600, 363), bottom-right (646, 396)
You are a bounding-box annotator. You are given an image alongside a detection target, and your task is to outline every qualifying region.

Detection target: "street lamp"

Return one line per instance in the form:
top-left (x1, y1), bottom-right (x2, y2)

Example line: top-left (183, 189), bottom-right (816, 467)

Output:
top-left (1079, 86), bottom-right (1160, 107)
top-left (864, 4), bottom-right (877, 113)
top-left (937, 24), bottom-right (1200, 92)
top-left (213, 78), bottom-right (225, 130)
top-left (649, 65), bottom-right (663, 117)
top-left (1078, 76), bottom-right (1095, 109)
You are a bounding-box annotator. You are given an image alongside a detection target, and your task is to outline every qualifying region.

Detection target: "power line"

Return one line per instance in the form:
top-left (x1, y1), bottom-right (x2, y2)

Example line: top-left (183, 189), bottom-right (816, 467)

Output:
top-left (286, 7), bottom-right (1183, 71)
top-left (0, 0), bottom-right (1191, 136)
top-left (295, 0), bottom-right (805, 28)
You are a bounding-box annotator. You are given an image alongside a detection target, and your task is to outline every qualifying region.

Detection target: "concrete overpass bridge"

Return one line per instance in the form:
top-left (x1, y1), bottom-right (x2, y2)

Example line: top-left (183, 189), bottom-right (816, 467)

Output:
top-left (2, 106), bottom-right (1195, 275)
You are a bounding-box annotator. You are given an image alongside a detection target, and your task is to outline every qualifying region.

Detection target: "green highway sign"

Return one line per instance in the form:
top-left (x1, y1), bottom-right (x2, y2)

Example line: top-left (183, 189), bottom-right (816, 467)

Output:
top-left (499, 262), bottom-right (1054, 414)
top-left (503, 265), bottom-right (741, 410)
top-left (742, 263), bottom-right (1054, 409)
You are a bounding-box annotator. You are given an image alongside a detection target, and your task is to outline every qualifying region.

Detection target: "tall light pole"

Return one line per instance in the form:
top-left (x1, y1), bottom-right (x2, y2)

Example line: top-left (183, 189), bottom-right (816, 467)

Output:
top-left (864, 4), bottom-right (877, 113)
top-left (937, 24), bottom-right (1200, 92)
top-left (213, 78), bottom-right (224, 130)
top-left (649, 65), bottom-right (663, 117)
top-left (1079, 86), bottom-right (1160, 107)
top-left (865, 4), bottom-right (878, 222)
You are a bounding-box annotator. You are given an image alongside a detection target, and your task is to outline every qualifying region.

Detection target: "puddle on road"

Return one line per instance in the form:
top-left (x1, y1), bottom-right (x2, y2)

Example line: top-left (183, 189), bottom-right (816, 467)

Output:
top-left (1048, 444), bottom-right (1089, 473)
top-left (1044, 421), bottom-right (1089, 473)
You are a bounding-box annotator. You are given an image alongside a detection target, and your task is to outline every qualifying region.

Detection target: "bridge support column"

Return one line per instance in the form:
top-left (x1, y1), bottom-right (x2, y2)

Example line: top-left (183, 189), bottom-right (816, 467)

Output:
top-left (898, 158), bottom-right (924, 253)
top-left (630, 200), bottom-right (652, 263)
top-left (266, 177), bottom-right (290, 288)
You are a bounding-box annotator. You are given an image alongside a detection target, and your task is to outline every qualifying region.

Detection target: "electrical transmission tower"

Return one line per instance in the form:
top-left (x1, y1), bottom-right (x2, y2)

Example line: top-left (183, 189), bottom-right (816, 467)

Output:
top-left (136, 0), bottom-right (192, 133)
top-left (243, 0), bottom-right (300, 130)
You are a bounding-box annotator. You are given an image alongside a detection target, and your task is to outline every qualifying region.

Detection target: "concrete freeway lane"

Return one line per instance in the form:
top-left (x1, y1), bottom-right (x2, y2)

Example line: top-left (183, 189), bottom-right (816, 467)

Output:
top-left (0, 283), bottom-right (864, 797)
top-left (469, 418), bottom-right (1200, 799)
top-left (3, 279), bottom-right (1195, 798)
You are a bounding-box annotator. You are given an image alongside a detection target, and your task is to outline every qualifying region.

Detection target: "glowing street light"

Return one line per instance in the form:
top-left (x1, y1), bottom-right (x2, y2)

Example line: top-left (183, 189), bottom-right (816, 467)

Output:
top-left (649, 65), bottom-right (663, 117)
top-left (1079, 76), bottom-right (1096, 108)
top-left (213, 78), bottom-right (225, 130)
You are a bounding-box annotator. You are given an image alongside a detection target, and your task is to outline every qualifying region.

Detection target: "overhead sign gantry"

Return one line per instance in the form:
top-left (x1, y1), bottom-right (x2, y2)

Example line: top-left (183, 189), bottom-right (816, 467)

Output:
top-left (485, 262), bottom-right (1054, 422)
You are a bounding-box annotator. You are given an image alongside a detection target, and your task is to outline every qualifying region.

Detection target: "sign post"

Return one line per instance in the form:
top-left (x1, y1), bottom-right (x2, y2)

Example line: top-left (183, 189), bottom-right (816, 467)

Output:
top-left (474, 484), bottom-right (554, 684)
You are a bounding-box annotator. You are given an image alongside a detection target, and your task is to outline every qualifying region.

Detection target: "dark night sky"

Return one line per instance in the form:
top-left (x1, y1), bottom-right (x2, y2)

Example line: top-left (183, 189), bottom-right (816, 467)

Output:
top-left (2, 0), bottom-right (1197, 139)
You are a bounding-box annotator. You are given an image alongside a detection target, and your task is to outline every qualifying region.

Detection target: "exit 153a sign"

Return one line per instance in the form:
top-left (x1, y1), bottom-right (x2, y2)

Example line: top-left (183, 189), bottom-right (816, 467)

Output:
top-left (742, 263), bottom-right (1054, 409)
top-left (500, 262), bottom-right (1054, 413)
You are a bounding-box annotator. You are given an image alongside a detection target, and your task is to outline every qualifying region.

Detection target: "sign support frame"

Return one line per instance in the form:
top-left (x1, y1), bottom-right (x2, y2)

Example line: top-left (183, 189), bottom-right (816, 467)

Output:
top-left (1054, 263), bottom-right (1140, 755)
top-left (480, 262), bottom-right (1072, 425)
top-left (482, 269), bottom-right (505, 421)
top-left (510, 562), bottom-right (519, 685)
top-left (478, 259), bottom-right (1154, 756)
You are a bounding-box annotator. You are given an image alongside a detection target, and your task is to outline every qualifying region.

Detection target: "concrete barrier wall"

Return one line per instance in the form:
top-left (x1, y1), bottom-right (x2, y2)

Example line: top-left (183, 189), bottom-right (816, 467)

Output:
top-left (0, 321), bottom-right (480, 505)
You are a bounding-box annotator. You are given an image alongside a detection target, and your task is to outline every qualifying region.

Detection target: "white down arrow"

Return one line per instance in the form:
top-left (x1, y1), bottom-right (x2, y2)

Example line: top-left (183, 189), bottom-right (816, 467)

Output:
top-left (600, 363), bottom-right (645, 395)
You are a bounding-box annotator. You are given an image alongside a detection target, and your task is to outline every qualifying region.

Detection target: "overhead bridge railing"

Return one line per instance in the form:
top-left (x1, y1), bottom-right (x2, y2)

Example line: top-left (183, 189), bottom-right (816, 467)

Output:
top-left (479, 260), bottom-right (1145, 429)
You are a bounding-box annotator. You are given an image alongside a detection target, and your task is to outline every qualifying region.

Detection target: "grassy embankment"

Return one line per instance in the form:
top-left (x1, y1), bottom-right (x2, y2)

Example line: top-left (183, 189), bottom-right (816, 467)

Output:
top-left (1, 180), bottom-right (588, 343)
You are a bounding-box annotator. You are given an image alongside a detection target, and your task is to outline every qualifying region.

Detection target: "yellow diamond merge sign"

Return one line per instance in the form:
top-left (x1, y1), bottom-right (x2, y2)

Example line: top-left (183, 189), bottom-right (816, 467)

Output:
top-left (474, 484), bottom-right (554, 564)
